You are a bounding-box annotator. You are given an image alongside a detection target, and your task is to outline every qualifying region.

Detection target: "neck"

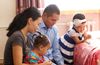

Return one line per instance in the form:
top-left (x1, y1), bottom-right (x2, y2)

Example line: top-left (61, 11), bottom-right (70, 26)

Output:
top-left (32, 49), bottom-right (42, 58)
top-left (21, 27), bottom-right (28, 38)
top-left (44, 21), bottom-right (51, 29)
top-left (73, 26), bottom-right (79, 33)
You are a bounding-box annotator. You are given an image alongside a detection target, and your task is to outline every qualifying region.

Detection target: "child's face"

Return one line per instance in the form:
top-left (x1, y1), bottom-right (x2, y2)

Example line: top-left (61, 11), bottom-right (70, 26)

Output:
top-left (39, 43), bottom-right (50, 56)
top-left (76, 23), bottom-right (86, 33)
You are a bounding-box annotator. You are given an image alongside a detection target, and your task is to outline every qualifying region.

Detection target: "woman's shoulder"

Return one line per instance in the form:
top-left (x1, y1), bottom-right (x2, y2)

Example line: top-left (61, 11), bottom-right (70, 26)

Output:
top-left (8, 31), bottom-right (24, 43)
top-left (9, 31), bottom-right (24, 39)
top-left (12, 31), bottom-right (22, 36)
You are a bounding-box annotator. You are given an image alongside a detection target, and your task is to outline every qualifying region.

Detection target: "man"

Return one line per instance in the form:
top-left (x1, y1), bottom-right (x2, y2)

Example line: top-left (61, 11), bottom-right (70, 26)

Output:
top-left (38, 4), bottom-right (64, 65)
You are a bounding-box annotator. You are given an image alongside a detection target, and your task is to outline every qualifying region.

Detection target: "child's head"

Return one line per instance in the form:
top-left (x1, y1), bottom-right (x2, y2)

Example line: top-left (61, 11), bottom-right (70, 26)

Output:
top-left (32, 32), bottom-right (50, 56)
top-left (73, 13), bottom-right (87, 33)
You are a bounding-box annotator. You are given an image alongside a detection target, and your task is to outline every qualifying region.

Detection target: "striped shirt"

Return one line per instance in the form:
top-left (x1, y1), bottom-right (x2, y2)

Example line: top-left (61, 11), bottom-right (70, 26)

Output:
top-left (59, 27), bottom-right (84, 65)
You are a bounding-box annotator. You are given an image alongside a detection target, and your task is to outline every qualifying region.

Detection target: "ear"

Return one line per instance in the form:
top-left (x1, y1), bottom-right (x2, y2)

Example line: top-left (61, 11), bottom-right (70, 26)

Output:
top-left (43, 13), bottom-right (47, 17)
top-left (27, 18), bottom-right (33, 25)
top-left (39, 45), bottom-right (44, 51)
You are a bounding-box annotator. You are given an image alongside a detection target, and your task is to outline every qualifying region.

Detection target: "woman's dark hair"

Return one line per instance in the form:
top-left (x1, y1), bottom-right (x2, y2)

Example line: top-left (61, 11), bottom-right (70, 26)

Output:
top-left (43, 4), bottom-right (60, 16)
top-left (73, 13), bottom-right (85, 21)
top-left (7, 7), bottom-right (41, 37)
top-left (33, 32), bottom-right (50, 49)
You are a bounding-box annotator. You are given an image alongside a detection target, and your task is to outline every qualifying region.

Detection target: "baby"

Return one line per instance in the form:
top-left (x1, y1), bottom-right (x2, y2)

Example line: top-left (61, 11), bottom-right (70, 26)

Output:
top-left (59, 13), bottom-right (91, 65)
top-left (68, 13), bottom-right (91, 44)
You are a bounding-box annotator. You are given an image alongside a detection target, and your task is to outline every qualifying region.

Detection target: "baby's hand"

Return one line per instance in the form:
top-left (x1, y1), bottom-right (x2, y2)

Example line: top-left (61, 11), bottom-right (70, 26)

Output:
top-left (87, 34), bottom-right (91, 39)
top-left (84, 32), bottom-right (91, 40)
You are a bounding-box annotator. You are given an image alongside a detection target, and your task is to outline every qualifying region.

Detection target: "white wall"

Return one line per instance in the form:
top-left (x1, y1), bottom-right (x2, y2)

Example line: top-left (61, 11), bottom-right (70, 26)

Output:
top-left (44, 0), bottom-right (100, 10)
top-left (0, 0), bottom-right (16, 59)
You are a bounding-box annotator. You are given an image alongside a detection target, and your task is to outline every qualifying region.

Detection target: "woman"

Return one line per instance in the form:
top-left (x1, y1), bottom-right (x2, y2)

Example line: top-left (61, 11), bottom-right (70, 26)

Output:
top-left (4, 7), bottom-right (51, 65)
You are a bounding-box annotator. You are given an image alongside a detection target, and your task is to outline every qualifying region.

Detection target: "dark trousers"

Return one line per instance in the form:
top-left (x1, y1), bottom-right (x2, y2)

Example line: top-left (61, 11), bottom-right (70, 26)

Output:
top-left (51, 59), bottom-right (58, 65)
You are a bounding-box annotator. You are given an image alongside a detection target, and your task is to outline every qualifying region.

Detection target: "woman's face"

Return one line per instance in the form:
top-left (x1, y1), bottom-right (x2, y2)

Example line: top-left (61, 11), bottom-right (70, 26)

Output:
top-left (28, 17), bottom-right (41, 33)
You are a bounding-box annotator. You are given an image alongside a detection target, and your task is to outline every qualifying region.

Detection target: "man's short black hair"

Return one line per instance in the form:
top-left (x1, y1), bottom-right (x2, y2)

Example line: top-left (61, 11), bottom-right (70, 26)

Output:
top-left (43, 4), bottom-right (60, 16)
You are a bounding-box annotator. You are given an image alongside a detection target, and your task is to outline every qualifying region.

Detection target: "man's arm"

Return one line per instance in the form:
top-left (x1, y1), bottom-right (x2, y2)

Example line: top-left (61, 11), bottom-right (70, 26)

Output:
top-left (52, 28), bottom-right (64, 65)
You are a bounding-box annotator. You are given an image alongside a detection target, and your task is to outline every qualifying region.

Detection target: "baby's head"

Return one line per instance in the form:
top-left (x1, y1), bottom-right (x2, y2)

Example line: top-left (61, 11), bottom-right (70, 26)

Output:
top-left (32, 32), bottom-right (50, 56)
top-left (73, 13), bottom-right (87, 33)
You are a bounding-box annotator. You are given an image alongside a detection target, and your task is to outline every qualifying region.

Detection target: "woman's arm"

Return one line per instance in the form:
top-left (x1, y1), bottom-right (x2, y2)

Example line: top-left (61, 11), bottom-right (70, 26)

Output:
top-left (12, 43), bottom-right (31, 65)
top-left (12, 43), bottom-right (52, 65)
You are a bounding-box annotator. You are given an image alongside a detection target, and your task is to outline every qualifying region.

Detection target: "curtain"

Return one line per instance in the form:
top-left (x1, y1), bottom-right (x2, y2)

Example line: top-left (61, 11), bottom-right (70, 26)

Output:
top-left (16, 0), bottom-right (44, 14)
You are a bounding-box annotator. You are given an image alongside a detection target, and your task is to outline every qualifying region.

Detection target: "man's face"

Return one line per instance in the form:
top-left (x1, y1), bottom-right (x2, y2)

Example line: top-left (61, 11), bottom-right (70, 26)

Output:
top-left (43, 13), bottom-right (59, 28)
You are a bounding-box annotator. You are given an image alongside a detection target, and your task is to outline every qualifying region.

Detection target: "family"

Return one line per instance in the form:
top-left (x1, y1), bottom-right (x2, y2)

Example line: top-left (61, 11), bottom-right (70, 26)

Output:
top-left (4, 4), bottom-right (91, 65)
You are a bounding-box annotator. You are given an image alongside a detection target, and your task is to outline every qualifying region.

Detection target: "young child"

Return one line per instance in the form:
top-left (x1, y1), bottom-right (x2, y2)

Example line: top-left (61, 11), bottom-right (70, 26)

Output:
top-left (59, 13), bottom-right (91, 65)
top-left (24, 32), bottom-right (52, 65)
top-left (68, 13), bottom-right (91, 44)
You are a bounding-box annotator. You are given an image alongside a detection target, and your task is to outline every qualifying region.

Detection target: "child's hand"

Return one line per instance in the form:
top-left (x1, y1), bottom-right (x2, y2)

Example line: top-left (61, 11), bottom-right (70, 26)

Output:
top-left (84, 32), bottom-right (91, 40)
top-left (84, 34), bottom-right (91, 40)
top-left (42, 60), bottom-right (52, 65)
top-left (87, 34), bottom-right (91, 39)
top-left (32, 60), bottom-right (52, 65)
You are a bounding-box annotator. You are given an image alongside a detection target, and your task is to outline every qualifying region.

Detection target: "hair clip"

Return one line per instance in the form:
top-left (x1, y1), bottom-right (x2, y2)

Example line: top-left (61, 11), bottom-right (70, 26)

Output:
top-left (32, 31), bottom-right (42, 39)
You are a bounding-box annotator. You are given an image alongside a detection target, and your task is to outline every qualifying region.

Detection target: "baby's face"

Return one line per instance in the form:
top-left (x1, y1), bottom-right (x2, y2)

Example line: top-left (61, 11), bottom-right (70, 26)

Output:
top-left (76, 23), bottom-right (86, 33)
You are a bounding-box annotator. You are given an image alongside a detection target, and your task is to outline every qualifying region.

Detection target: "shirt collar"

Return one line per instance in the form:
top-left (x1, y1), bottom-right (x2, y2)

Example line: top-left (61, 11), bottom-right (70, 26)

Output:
top-left (39, 21), bottom-right (46, 28)
top-left (39, 21), bottom-right (52, 29)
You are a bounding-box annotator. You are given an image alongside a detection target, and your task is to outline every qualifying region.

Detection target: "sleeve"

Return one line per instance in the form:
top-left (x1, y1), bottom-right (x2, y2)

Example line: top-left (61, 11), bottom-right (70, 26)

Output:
top-left (28, 52), bottom-right (35, 63)
top-left (11, 35), bottom-right (23, 46)
top-left (43, 55), bottom-right (57, 65)
top-left (68, 29), bottom-right (79, 37)
top-left (52, 28), bottom-right (64, 65)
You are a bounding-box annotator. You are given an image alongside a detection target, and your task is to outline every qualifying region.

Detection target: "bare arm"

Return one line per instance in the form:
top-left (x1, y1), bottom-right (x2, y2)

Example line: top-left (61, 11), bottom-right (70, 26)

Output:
top-left (71, 36), bottom-right (85, 44)
top-left (12, 44), bottom-right (52, 65)
top-left (12, 43), bottom-right (32, 65)
top-left (71, 33), bottom-right (91, 44)
top-left (83, 32), bottom-right (91, 40)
